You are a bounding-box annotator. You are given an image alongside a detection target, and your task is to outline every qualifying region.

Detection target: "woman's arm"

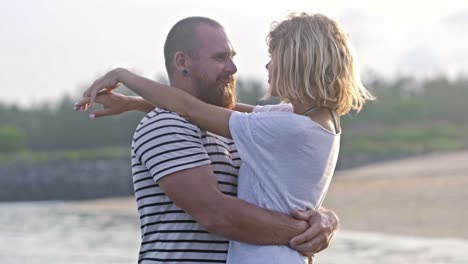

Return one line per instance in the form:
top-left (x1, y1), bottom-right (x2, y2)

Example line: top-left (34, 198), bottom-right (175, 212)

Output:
top-left (84, 68), bottom-right (233, 138)
top-left (74, 91), bottom-right (154, 118)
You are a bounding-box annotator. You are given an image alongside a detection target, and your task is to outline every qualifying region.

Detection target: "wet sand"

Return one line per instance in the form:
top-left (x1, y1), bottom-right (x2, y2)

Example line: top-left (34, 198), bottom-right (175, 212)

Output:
top-left (70, 151), bottom-right (468, 239)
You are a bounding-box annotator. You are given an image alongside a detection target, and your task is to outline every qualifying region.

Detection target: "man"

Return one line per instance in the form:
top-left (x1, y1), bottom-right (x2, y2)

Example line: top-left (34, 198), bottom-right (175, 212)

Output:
top-left (77, 16), bottom-right (339, 263)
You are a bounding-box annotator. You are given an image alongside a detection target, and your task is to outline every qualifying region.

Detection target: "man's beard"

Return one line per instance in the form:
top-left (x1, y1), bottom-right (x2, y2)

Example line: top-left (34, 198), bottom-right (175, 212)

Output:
top-left (196, 76), bottom-right (236, 109)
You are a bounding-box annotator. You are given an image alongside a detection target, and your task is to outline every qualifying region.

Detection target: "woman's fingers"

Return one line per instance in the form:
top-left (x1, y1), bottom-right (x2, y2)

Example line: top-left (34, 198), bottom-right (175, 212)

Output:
top-left (89, 81), bottom-right (100, 107)
top-left (74, 90), bottom-right (114, 112)
top-left (77, 70), bottom-right (123, 115)
top-left (74, 97), bottom-right (91, 110)
top-left (75, 91), bottom-right (124, 118)
top-left (83, 76), bottom-right (104, 107)
top-left (81, 70), bottom-right (121, 108)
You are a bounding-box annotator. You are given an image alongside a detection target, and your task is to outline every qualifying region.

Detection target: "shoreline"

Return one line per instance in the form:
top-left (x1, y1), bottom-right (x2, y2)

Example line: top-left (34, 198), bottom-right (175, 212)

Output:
top-left (0, 151), bottom-right (468, 240)
top-left (8, 150), bottom-right (468, 240)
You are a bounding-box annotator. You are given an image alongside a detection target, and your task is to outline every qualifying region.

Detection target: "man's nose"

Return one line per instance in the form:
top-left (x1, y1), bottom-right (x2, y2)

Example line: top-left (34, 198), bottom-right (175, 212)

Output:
top-left (225, 58), bottom-right (237, 74)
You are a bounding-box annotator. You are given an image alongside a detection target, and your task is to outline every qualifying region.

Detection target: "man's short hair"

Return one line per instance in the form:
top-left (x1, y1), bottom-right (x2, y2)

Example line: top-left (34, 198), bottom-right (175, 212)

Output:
top-left (164, 17), bottom-right (223, 78)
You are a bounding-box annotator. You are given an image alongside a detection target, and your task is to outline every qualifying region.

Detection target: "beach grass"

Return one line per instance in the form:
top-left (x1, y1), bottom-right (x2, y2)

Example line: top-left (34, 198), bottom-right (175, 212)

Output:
top-left (341, 125), bottom-right (468, 154)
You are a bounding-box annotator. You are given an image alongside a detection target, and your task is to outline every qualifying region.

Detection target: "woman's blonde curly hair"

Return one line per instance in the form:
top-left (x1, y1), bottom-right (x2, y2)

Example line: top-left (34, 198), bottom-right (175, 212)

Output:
top-left (266, 13), bottom-right (375, 115)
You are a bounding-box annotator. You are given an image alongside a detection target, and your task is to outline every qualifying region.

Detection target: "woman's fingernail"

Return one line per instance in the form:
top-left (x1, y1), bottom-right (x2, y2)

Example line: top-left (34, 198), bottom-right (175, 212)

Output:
top-left (89, 114), bottom-right (95, 119)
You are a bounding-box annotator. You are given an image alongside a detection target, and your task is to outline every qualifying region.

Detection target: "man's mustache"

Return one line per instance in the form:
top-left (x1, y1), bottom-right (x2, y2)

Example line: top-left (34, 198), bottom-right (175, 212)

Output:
top-left (217, 75), bottom-right (235, 83)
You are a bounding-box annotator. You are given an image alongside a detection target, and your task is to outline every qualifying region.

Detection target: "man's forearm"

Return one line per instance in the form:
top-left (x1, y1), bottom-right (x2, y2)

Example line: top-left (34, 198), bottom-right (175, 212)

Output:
top-left (159, 165), bottom-right (309, 246)
top-left (126, 96), bottom-right (154, 113)
top-left (233, 103), bottom-right (255, 113)
top-left (202, 194), bottom-right (308, 245)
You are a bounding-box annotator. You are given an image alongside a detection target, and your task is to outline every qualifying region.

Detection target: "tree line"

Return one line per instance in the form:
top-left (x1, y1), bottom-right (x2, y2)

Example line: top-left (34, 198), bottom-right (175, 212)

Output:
top-left (0, 75), bottom-right (467, 157)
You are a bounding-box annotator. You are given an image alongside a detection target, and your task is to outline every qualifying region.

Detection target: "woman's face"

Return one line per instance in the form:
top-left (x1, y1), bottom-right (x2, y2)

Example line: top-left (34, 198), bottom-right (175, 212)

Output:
top-left (265, 57), bottom-right (273, 84)
top-left (266, 53), bottom-right (278, 96)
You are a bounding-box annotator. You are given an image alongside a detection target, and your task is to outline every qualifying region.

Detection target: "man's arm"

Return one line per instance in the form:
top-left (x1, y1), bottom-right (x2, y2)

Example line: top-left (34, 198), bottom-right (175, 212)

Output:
top-left (233, 103), bottom-right (255, 113)
top-left (126, 95), bottom-right (155, 113)
top-left (158, 164), bottom-right (308, 245)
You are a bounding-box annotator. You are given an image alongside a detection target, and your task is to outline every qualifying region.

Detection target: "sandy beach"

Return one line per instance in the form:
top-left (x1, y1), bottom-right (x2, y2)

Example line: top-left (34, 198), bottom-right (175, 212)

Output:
top-left (324, 150), bottom-right (468, 239)
top-left (70, 150), bottom-right (468, 239)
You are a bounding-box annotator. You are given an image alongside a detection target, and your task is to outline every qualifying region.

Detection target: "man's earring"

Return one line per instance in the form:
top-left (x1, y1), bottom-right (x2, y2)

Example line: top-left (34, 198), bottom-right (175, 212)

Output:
top-left (182, 69), bottom-right (188, 76)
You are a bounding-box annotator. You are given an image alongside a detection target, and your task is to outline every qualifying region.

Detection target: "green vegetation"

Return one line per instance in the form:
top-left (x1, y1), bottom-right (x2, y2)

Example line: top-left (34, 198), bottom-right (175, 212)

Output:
top-left (0, 125), bottom-right (27, 152)
top-left (338, 74), bottom-right (468, 157)
top-left (0, 147), bottom-right (130, 165)
top-left (341, 125), bottom-right (467, 154)
top-left (0, 75), bottom-right (466, 165)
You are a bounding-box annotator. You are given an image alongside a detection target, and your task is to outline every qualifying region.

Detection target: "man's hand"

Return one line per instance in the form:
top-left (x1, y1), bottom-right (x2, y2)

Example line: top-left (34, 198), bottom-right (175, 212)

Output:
top-left (289, 207), bottom-right (339, 257)
top-left (74, 90), bottom-right (133, 119)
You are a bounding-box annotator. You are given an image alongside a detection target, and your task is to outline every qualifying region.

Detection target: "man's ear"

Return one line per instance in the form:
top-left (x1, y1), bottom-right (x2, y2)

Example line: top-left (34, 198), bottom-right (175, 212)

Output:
top-left (174, 51), bottom-right (189, 72)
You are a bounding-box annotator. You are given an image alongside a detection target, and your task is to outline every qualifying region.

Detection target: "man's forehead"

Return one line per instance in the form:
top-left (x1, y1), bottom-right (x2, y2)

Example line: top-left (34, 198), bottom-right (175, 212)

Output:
top-left (195, 24), bottom-right (234, 53)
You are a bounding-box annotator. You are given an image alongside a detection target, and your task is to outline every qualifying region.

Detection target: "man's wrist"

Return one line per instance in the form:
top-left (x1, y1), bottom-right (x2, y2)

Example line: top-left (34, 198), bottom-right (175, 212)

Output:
top-left (122, 96), bottom-right (137, 112)
top-left (126, 96), bottom-right (151, 113)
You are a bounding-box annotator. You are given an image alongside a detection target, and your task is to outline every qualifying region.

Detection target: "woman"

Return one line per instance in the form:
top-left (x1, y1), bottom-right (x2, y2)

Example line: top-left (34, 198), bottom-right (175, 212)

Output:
top-left (77, 13), bottom-right (374, 263)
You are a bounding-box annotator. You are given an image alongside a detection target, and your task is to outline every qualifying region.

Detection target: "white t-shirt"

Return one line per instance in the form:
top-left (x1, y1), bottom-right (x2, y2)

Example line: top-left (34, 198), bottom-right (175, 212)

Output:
top-left (227, 104), bottom-right (340, 264)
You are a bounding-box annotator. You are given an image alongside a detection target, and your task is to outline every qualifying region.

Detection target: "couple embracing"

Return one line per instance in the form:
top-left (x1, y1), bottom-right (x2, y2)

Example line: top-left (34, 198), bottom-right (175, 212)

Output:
top-left (75, 13), bottom-right (373, 264)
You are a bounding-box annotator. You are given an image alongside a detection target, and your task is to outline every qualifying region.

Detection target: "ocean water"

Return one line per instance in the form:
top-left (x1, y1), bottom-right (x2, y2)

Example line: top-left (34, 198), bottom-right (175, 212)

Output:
top-left (1, 201), bottom-right (467, 264)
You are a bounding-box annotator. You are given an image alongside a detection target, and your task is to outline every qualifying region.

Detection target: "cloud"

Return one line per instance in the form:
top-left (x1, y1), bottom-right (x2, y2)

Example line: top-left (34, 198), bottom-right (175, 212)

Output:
top-left (442, 9), bottom-right (468, 33)
top-left (338, 9), bottom-right (386, 26)
top-left (397, 45), bottom-right (443, 77)
top-left (336, 9), bottom-right (387, 49)
top-left (447, 50), bottom-right (468, 62)
top-left (445, 50), bottom-right (468, 75)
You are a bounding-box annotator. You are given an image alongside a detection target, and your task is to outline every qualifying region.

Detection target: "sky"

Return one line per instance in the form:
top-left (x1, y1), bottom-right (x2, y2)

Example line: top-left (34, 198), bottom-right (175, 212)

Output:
top-left (1, 0), bottom-right (467, 107)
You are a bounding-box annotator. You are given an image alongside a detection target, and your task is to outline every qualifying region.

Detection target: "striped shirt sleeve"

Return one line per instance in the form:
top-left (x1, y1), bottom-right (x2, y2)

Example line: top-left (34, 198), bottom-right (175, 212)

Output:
top-left (132, 110), bottom-right (211, 182)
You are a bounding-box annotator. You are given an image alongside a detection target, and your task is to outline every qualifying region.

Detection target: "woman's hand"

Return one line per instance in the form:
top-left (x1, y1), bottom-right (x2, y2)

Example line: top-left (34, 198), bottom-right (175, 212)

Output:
top-left (74, 90), bottom-right (133, 118)
top-left (82, 68), bottom-right (123, 108)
